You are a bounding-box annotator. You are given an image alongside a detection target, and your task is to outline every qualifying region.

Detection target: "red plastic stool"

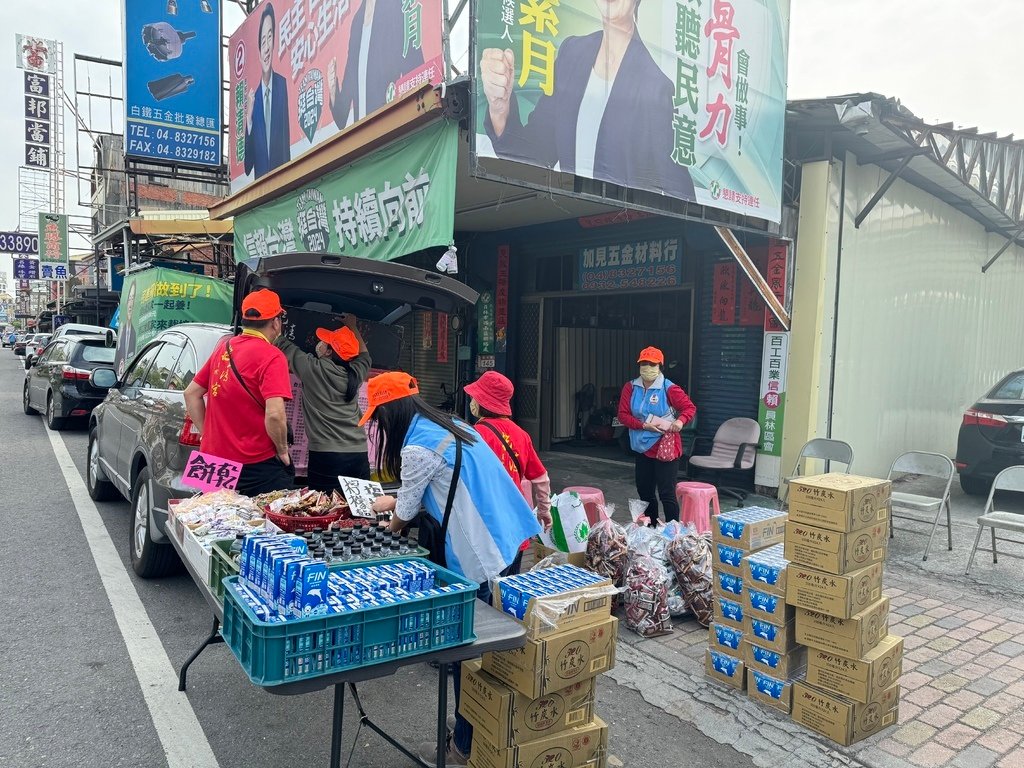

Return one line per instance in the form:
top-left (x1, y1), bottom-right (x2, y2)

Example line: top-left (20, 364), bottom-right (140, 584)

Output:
top-left (563, 486), bottom-right (609, 526)
top-left (675, 482), bottom-right (719, 534)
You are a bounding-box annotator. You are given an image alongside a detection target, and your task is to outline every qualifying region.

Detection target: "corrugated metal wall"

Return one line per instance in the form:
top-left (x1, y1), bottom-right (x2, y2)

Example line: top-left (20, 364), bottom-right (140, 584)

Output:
top-left (552, 327), bottom-right (690, 438)
top-left (829, 154), bottom-right (1024, 477)
top-left (396, 311), bottom-right (457, 410)
top-left (695, 259), bottom-right (765, 442)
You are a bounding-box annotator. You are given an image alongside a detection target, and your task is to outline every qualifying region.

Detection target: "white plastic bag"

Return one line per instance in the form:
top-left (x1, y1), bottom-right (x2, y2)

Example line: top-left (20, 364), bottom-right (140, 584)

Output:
top-left (549, 491), bottom-right (590, 554)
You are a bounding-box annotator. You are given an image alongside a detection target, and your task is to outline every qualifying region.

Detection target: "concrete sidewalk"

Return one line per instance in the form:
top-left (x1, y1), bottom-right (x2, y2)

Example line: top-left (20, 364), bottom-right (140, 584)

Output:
top-left (539, 450), bottom-right (1024, 768)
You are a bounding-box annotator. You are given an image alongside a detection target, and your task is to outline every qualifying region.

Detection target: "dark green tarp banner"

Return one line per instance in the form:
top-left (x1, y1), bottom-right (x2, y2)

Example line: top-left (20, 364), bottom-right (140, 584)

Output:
top-left (234, 120), bottom-right (458, 263)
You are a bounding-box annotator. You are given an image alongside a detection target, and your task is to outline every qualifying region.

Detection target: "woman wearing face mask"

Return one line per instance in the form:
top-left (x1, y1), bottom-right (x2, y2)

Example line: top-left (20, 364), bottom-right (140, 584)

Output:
top-left (617, 346), bottom-right (697, 525)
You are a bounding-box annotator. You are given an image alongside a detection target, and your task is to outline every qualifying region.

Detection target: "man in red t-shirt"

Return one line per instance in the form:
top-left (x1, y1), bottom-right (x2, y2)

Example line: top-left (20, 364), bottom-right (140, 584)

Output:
top-left (184, 289), bottom-right (294, 496)
top-left (465, 371), bottom-right (553, 572)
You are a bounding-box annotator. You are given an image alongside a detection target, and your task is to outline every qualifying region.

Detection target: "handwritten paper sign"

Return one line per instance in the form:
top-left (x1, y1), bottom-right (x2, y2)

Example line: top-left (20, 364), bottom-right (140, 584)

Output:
top-left (183, 450), bottom-right (243, 493)
top-left (338, 476), bottom-right (385, 520)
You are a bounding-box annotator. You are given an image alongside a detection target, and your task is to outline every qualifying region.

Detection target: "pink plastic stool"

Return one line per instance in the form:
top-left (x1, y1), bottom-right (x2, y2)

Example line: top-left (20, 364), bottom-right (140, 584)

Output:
top-left (563, 486), bottom-right (609, 526)
top-left (675, 482), bottom-right (720, 534)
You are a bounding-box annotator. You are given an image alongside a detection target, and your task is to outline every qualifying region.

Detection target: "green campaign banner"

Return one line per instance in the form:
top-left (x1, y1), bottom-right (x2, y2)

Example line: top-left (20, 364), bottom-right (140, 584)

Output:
top-left (234, 120), bottom-right (458, 263)
top-left (114, 266), bottom-right (234, 377)
top-left (473, 0), bottom-right (790, 222)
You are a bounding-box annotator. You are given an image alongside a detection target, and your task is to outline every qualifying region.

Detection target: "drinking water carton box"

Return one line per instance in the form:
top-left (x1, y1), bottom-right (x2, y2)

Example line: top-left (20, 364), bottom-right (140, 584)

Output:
top-left (291, 561), bottom-right (330, 618)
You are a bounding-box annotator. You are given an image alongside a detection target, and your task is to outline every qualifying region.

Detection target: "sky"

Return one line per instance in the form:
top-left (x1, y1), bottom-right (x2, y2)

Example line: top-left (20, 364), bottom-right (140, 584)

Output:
top-left (0, 0), bottom-right (1021, 295)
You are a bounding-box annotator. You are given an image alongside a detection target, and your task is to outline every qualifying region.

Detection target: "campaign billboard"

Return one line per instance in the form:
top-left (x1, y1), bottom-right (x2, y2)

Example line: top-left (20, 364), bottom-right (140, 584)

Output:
top-left (228, 0), bottom-right (445, 193)
top-left (473, 0), bottom-right (790, 222)
top-left (123, 0), bottom-right (222, 166)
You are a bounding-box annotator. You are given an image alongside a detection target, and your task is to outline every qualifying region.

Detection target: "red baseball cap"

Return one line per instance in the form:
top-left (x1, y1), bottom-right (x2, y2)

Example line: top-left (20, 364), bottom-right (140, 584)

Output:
top-left (637, 346), bottom-right (665, 365)
top-left (316, 326), bottom-right (359, 361)
top-left (464, 371), bottom-right (514, 417)
top-left (241, 289), bottom-right (284, 320)
top-left (359, 372), bottom-right (420, 426)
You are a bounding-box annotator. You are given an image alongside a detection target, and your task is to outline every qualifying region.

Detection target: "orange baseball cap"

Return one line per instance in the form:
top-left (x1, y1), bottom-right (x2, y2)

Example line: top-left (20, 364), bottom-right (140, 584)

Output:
top-left (241, 289), bottom-right (284, 320)
top-left (358, 372), bottom-right (420, 426)
top-left (637, 346), bottom-right (664, 365)
top-left (316, 326), bottom-right (359, 361)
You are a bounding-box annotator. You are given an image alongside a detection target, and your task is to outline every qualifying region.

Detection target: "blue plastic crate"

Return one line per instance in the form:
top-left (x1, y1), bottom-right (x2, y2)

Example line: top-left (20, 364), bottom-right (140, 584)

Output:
top-left (220, 560), bottom-right (477, 686)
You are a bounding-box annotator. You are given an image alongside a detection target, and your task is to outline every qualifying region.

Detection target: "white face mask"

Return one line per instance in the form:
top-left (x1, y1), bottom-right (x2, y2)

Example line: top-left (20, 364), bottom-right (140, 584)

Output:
top-left (469, 399), bottom-right (481, 418)
top-left (639, 365), bottom-right (660, 383)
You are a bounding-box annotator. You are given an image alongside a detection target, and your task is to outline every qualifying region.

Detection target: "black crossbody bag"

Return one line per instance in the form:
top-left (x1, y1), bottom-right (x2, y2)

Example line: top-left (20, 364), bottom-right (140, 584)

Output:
top-left (416, 438), bottom-right (463, 568)
top-left (225, 339), bottom-right (294, 447)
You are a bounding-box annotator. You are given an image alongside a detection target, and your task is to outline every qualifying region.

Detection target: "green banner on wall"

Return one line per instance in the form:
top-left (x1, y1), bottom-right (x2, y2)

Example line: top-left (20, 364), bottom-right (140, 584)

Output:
top-left (234, 120), bottom-right (459, 263)
top-left (114, 266), bottom-right (234, 377)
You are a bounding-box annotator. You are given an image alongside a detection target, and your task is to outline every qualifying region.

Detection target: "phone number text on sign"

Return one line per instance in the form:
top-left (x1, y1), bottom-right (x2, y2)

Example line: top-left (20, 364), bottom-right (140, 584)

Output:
top-left (579, 238), bottom-right (682, 291)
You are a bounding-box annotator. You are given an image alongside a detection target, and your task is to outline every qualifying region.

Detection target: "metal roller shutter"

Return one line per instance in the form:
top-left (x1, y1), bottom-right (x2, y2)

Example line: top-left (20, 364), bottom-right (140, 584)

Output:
top-left (395, 311), bottom-right (457, 410)
top-left (695, 258), bottom-right (764, 443)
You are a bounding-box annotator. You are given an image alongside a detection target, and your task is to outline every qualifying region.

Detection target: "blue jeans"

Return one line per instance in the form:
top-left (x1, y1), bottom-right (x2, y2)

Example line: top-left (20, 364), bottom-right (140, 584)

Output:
top-left (452, 558), bottom-right (520, 756)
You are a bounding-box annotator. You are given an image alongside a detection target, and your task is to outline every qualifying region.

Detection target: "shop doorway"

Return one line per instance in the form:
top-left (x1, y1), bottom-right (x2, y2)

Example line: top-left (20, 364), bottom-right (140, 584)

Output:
top-left (522, 289), bottom-right (693, 457)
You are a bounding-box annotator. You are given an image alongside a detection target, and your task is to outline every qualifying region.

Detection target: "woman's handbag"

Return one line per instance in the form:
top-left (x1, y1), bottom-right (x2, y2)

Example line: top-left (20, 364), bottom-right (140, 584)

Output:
top-left (415, 438), bottom-right (463, 568)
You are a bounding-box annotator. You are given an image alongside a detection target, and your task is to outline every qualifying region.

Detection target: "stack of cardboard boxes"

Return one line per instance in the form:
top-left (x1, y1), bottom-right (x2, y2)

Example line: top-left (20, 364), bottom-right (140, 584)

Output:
top-left (785, 474), bottom-right (903, 746)
top-left (706, 506), bottom-right (790, 693)
top-left (463, 569), bottom-right (617, 768)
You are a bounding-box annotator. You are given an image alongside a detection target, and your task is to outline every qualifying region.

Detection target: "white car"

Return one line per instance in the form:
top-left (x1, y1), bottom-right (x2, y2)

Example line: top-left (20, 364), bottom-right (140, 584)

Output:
top-left (52, 323), bottom-right (112, 343)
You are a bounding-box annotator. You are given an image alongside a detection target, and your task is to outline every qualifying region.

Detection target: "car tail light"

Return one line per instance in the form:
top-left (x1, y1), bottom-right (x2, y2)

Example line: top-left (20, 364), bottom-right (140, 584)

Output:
top-left (180, 414), bottom-right (202, 446)
top-left (956, 462), bottom-right (968, 470)
top-left (962, 408), bottom-right (1009, 428)
top-left (61, 366), bottom-right (91, 381)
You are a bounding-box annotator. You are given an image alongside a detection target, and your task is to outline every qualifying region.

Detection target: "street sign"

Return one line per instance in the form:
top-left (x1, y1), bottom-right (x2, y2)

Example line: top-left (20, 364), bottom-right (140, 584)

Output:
top-left (13, 258), bottom-right (39, 279)
top-left (0, 232), bottom-right (39, 254)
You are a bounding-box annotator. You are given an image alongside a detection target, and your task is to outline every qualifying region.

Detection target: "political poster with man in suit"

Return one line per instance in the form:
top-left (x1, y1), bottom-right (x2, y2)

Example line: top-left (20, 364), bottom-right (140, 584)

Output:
top-left (229, 0), bottom-right (444, 194)
top-left (473, 0), bottom-right (790, 223)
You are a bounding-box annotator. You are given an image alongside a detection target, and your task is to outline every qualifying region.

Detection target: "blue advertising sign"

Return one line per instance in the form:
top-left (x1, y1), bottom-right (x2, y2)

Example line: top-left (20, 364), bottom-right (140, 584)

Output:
top-left (13, 258), bottom-right (40, 280)
top-left (123, 0), bottom-right (222, 167)
top-left (0, 232), bottom-right (39, 255)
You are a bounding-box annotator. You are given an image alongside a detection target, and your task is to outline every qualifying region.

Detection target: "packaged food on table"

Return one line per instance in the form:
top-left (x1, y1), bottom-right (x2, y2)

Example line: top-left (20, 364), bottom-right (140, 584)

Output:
top-left (666, 529), bottom-right (714, 627)
top-left (171, 490), bottom-right (265, 545)
top-left (585, 518), bottom-right (629, 587)
top-left (623, 552), bottom-right (672, 637)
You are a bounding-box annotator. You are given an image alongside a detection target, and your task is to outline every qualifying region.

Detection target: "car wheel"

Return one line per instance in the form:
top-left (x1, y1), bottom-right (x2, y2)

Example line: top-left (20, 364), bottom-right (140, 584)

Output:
top-left (87, 426), bottom-right (119, 501)
top-left (960, 474), bottom-right (990, 496)
top-left (45, 392), bottom-right (66, 431)
top-left (22, 381), bottom-right (36, 415)
top-left (130, 467), bottom-right (179, 578)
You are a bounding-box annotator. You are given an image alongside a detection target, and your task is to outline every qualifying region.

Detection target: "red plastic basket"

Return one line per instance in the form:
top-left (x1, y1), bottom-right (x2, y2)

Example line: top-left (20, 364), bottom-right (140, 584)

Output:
top-left (264, 508), bottom-right (342, 533)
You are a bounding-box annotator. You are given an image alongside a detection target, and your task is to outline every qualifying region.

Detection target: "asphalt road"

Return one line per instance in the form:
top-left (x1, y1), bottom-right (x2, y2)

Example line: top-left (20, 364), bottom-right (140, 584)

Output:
top-left (0, 355), bottom-right (752, 768)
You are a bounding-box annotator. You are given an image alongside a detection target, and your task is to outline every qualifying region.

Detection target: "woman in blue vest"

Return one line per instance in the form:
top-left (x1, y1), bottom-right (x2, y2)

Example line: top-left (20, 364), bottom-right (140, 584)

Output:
top-left (365, 371), bottom-right (541, 766)
top-left (617, 346), bottom-right (697, 525)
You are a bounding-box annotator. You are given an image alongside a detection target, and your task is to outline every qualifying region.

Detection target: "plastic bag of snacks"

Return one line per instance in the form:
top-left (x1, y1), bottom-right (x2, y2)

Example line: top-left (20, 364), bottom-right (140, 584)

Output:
top-left (625, 521), bottom-right (668, 563)
top-left (623, 552), bottom-right (673, 637)
top-left (665, 530), bottom-right (714, 627)
top-left (585, 518), bottom-right (629, 587)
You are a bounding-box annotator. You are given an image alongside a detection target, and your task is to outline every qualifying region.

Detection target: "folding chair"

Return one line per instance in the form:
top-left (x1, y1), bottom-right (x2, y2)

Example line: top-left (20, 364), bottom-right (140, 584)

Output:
top-left (887, 451), bottom-right (954, 561)
top-left (780, 438), bottom-right (854, 504)
top-left (965, 466), bottom-right (1024, 575)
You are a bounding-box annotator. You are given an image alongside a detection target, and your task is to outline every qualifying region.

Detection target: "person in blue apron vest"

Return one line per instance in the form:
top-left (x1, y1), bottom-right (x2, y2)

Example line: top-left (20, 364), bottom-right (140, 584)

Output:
top-left (365, 371), bottom-right (541, 766)
top-left (617, 346), bottom-right (697, 525)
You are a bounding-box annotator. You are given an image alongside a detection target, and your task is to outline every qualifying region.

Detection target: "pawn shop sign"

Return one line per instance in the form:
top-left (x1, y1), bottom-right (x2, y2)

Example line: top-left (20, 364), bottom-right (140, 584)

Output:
top-left (182, 450), bottom-right (243, 493)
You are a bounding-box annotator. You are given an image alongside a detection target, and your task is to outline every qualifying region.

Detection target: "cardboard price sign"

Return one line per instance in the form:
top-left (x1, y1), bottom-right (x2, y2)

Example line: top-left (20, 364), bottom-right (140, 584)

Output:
top-left (337, 476), bottom-right (385, 519)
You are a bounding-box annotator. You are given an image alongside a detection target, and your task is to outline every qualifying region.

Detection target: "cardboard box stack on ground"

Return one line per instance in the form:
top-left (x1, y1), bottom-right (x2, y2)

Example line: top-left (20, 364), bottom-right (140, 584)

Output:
top-left (465, 567), bottom-right (615, 768)
top-left (707, 507), bottom-right (787, 692)
top-left (784, 474), bottom-right (903, 746)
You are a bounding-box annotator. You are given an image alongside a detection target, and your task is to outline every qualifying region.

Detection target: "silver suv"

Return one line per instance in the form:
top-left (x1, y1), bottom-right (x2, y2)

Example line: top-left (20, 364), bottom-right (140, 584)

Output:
top-left (86, 253), bottom-right (477, 578)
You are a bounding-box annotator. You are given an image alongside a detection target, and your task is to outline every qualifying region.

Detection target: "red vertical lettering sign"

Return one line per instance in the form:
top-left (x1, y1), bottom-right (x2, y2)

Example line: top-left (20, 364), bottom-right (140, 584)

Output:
top-left (712, 262), bottom-right (737, 325)
top-left (739, 246), bottom-right (767, 326)
top-left (436, 312), bottom-right (449, 363)
top-left (764, 241), bottom-right (789, 332)
top-left (495, 245), bottom-right (510, 353)
top-left (421, 311), bottom-right (433, 351)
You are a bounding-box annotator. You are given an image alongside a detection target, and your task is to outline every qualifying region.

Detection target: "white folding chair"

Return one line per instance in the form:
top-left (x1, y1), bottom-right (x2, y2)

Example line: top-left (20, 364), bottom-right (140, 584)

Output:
top-left (966, 466), bottom-right (1024, 575)
top-left (780, 438), bottom-right (854, 504)
top-left (887, 451), bottom-right (955, 561)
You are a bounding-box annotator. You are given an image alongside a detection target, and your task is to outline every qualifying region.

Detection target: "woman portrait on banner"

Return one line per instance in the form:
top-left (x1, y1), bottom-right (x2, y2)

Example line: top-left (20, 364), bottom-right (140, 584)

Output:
top-left (364, 372), bottom-right (540, 766)
top-left (479, 0), bottom-right (695, 200)
top-left (617, 346), bottom-right (696, 526)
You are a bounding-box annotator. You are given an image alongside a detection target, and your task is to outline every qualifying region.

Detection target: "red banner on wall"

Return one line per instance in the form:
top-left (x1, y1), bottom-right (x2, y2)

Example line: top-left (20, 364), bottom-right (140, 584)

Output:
top-left (764, 241), bottom-right (789, 332)
top-left (712, 262), bottom-right (737, 325)
top-left (495, 245), bottom-right (510, 353)
top-left (436, 312), bottom-right (449, 363)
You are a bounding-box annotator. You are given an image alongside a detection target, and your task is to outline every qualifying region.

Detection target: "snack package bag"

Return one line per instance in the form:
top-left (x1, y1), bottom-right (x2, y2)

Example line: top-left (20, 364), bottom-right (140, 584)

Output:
top-left (623, 552), bottom-right (673, 637)
top-left (586, 518), bottom-right (629, 587)
top-left (666, 531), bottom-right (714, 627)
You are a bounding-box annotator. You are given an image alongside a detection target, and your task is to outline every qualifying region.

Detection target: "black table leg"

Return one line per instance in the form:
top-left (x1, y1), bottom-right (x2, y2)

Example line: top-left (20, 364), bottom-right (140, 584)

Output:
top-left (178, 617), bottom-right (223, 692)
top-left (329, 683), bottom-right (345, 768)
top-left (436, 662), bottom-right (448, 768)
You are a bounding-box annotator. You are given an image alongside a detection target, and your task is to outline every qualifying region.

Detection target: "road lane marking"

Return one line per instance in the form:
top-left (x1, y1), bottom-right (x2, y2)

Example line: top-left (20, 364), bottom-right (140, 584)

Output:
top-left (43, 427), bottom-right (220, 768)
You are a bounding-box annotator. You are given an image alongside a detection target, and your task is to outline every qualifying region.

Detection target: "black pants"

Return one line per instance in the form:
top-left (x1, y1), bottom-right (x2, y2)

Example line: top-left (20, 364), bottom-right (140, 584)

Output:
top-left (635, 454), bottom-right (680, 524)
top-left (236, 456), bottom-right (295, 497)
top-left (306, 450), bottom-right (371, 492)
